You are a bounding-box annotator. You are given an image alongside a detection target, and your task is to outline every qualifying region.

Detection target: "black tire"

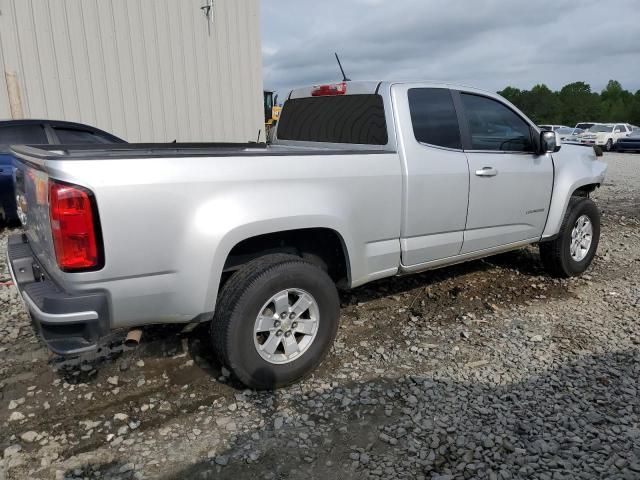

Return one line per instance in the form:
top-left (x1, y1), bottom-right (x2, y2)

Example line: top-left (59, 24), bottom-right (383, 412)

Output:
top-left (605, 139), bottom-right (613, 152)
top-left (211, 254), bottom-right (340, 390)
top-left (539, 197), bottom-right (601, 278)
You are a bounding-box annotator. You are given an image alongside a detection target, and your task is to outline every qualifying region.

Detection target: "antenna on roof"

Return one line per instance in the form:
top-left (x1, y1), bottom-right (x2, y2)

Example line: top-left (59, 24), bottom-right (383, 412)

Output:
top-left (335, 53), bottom-right (351, 82)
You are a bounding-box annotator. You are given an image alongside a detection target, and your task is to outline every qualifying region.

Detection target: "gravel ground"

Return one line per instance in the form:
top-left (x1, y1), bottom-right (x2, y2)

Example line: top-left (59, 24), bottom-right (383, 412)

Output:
top-left (0, 153), bottom-right (638, 480)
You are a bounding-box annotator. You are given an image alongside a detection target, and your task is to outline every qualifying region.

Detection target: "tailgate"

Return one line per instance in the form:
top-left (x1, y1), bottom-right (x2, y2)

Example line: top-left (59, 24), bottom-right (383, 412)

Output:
top-left (11, 147), bottom-right (60, 278)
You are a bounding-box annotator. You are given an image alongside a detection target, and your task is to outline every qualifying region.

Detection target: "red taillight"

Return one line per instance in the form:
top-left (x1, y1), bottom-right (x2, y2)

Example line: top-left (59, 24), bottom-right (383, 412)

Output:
top-left (311, 82), bottom-right (347, 97)
top-left (49, 181), bottom-right (102, 271)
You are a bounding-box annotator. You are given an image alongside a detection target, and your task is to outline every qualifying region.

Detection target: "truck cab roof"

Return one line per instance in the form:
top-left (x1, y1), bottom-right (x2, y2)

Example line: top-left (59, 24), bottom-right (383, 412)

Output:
top-left (279, 80), bottom-right (535, 152)
top-left (287, 80), bottom-right (502, 100)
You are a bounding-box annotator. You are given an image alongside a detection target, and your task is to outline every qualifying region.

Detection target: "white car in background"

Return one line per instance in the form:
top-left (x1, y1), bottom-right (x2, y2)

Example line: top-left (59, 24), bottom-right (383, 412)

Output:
top-left (579, 123), bottom-right (633, 151)
top-left (539, 125), bottom-right (570, 132)
top-left (575, 122), bottom-right (597, 131)
top-left (554, 127), bottom-right (584, 142)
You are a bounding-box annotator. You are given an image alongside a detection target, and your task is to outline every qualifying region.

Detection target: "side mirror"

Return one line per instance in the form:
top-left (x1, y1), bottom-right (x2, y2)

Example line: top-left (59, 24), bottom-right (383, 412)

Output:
top-left (540, 131), bottom-right (561, 154)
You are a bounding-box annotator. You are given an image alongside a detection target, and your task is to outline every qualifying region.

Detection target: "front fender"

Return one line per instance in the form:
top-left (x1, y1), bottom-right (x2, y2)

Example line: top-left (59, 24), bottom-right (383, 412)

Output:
top-left (542, 145), bottom-right (607, 239)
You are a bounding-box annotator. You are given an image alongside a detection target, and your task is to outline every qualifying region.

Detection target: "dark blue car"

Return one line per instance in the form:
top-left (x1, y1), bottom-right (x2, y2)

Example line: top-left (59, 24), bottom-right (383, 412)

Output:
top-left (0, 120), bottom-right (125, 224)
top-left (615, 131), bottom-right (640, 153)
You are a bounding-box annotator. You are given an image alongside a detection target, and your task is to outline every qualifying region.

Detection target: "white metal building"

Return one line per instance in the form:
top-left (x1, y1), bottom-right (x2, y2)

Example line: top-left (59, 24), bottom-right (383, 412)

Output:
top-left (0, 0), bottom-right (264, 143)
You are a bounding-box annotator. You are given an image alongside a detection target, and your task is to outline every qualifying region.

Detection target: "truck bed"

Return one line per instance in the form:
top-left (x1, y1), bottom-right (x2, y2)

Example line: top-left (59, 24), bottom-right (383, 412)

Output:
top-left (10, 140), bottom-right (404, 336)
top-left (11, 142), bottom-right (392, 163)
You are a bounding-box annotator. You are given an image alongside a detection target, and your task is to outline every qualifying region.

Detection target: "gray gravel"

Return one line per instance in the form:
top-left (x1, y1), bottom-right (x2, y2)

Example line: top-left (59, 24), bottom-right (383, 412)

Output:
top-left (0, 153), bottom-right (638, 480)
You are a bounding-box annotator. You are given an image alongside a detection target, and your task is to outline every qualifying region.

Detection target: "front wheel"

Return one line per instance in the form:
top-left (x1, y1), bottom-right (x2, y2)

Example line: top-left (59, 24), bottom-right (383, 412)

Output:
top-left (211, 254), bottom-right (340, 390)
top-left (605, 139), bottom-right (613, 152)
top-left (539, 197), bottom-right (601, 278)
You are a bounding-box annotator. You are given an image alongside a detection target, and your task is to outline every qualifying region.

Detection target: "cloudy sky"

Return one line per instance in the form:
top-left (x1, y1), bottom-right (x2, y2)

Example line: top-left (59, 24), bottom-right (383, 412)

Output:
top-left (262, 0), bottom-right (640, 98)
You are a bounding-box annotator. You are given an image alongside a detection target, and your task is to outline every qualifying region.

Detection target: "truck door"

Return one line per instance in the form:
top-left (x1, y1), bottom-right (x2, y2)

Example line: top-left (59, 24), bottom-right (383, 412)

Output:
top-left (456, 91), bottom-right (554, 254)
top-left (391, 85), bottom-right (470, 266)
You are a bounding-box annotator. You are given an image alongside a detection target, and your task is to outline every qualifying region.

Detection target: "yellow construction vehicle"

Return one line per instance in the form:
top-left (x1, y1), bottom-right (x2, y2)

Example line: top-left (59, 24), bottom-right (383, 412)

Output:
top-left (264, 90), bottom-right (282, 140)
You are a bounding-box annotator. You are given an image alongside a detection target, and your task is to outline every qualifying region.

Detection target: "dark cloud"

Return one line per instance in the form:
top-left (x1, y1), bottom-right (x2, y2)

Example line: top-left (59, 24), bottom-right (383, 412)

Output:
top-left (262, 0), bottom-right (640, 97)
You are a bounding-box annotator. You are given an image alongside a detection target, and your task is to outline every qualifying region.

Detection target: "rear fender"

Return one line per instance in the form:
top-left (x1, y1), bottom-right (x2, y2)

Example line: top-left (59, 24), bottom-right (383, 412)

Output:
top-left (203, 215), bottom-right (356, 313)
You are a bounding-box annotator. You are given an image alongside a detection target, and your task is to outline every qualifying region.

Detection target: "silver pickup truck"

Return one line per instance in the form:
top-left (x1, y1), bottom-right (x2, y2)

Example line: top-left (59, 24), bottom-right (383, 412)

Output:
top-left (8, 81), bottom-right (607, 389)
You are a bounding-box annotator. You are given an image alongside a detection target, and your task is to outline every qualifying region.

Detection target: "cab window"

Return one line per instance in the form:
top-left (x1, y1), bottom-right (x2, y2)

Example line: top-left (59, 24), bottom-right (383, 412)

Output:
top-left (408, 88), bottom-right (462, 149)
top-left (53, 127), bottom-right (115, 144)
top-left (0, 125), bottom-right (47, 152)
top-left (277, 95), bottom-right (388, 145)
top-left (460, 93), bottom-right (533, 152)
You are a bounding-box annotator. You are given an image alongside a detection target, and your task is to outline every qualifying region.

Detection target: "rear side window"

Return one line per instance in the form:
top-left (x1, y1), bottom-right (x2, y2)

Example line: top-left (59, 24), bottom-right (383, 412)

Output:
top-left (0, 125), bottom-right (47, 152)
top-left (461, 93), bottom-right (533, 152)
top-left (54, 128), bottom-right (115, 144)
top-left (277, 95), bottom-right (388, 145)
top-left (408, 88), bottom-right (461, 149)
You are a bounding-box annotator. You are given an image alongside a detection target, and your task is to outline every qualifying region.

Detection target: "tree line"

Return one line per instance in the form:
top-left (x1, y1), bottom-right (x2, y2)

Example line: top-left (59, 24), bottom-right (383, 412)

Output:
top-left (498, 80), bottom-right (640, 127)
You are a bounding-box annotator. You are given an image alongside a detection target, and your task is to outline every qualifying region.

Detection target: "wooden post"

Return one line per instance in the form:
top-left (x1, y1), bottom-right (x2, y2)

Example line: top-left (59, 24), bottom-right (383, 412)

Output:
top-left (5, 71), bottom-right (24, 119)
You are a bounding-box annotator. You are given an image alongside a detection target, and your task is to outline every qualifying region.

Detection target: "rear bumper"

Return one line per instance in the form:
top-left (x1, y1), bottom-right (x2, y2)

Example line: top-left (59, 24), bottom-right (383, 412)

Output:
top-left (7, 233), bottom-right (110, 355)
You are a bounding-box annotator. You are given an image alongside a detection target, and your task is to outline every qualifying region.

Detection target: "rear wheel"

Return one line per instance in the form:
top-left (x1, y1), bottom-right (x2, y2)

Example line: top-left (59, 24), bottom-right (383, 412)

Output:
top-left (211, 254), bottom-right (340, 390)
top-left (539, 197), bottom-right (601, 278)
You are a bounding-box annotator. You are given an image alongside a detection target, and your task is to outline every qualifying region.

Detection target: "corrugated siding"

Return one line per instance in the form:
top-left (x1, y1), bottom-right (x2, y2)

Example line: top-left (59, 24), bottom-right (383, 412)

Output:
top-left (0, 28), bottom-right (10, 116)
top-left (0, 0), bottom-right (264, 143)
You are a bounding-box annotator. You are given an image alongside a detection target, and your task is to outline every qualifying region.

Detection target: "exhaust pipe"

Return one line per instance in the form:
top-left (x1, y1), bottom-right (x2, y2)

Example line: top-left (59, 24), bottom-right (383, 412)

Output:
top-left (124, 329), bottom-right (143, 348)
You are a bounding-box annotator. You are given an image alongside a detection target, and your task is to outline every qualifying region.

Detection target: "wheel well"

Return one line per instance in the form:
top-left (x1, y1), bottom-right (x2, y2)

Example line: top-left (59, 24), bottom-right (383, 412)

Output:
top-left (222, 228), bottom-right (350, 287)
top-left (572, 184), bottom-right (599, 198)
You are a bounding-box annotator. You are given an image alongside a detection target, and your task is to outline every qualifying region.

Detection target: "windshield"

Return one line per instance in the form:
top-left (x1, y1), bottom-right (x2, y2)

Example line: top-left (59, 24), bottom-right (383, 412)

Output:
top-left (589, 125), bottom-right (613, 133)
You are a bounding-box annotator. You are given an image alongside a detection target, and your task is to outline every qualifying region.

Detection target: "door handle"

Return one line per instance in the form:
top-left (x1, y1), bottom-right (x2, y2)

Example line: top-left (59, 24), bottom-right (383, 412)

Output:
top-left (475, 167), bottom-right (498, 177)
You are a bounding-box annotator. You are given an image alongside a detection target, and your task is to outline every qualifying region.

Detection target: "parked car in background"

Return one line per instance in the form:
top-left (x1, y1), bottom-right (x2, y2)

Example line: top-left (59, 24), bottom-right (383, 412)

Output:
top-left (539, 125), bottom-right (571, 132)
top-left (575, 122), bottom-right (597, 131)
top-left (555, 127), bottom-right (584, 142)
top-left (538, 125), bottom-right (586, 142)
top-left (0, 120), bottom-right (125, 224)
top-left (579, 123), bottom-right (632, 151)
top-left (8, 80), bottom-right (606, 389)
top-left (615, 130), bottom-right (640, 153)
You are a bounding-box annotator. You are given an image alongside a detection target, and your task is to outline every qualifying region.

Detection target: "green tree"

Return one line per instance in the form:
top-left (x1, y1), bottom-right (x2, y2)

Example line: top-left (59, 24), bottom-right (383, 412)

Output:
top-left (498, 80), bottom-right (638, 127)
top-left (558, 82), bottom-right (601, 125)
top-left (528, 84), bottom-right (560, 124)
top-left (601, 80), bottom-right (624, 102)
top-left (601, 80), bottom-right (633, 122)
top-left (498, 86), bottom-right (523, 108)
top-left (629, 90), bottom-right (640, 125)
